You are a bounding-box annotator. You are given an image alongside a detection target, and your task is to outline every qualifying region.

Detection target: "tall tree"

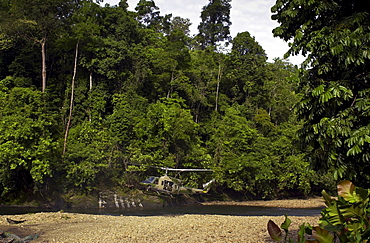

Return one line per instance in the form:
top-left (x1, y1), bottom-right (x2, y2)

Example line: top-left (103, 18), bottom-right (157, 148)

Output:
top-left (188, 49), bottom-right (224, 122)
top-left (70, 1), bottom-right (103, 91)
top-left (63, 41), bottom-right (79, 155)
top-left (272, 0), bottom-right (370, 185)
top-left (225, 31), bottom-right (267, 109)
top-left (265, 59), bottom-right (300, 125)
top-left (60, 1), bottom-right (102, 154)
top-left (169, 16), bottom-right (192, 37)
top-left (197, 0), bottom-right (232, 48)
top-left (135, 0), bottom-right (160, 28)
top-left (0, 0), bottom-right (76, 92)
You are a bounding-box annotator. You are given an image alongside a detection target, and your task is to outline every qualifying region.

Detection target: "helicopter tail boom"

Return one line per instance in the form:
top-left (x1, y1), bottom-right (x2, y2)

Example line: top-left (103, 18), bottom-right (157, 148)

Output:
top-left (203, 179), bottom-right (215, 189)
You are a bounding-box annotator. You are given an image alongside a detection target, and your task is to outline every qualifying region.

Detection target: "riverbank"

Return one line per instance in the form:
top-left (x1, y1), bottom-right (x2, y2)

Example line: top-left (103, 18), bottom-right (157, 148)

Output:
top-left (0, 198), bottom-right (325, 242)
top-left (202, 197), bottom-right (325, 208)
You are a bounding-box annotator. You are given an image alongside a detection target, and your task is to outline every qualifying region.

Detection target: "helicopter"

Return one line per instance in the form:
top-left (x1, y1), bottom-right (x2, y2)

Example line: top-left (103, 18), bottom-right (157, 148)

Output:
top-left (139, 167), bottom-right (214, 195)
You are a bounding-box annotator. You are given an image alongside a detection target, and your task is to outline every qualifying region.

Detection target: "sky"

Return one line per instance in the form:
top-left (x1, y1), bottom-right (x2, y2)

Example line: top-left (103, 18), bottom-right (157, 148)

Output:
top-left (104, 0), bottom-right (305, 66)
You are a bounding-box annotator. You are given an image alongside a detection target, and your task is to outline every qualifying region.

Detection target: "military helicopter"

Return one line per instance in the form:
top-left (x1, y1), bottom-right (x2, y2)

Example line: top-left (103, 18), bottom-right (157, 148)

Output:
top-left (139, 167), bottom-right (214, 195)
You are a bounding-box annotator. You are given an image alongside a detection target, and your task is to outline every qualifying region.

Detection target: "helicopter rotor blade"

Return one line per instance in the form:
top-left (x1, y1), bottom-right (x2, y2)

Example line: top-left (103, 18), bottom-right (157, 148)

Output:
top-left (159, 167), bottom-right (212, 172)
top-left (127, 163), bottom-right (212, 172)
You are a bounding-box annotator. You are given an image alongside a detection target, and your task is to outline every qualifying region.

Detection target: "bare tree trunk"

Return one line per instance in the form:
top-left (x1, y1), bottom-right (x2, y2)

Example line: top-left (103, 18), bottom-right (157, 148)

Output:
top-left (41, 37), bottom-right (47, 93)
top-left (88, 69), bottom-right (93, 122)
top-left (167, 72), bottom-right (173, 99)
top-left (63, 41), bottom-right (79, 155)
top-left (89, 69), bottom-right (93, 91)
top-left (195, 102), bottom-right (200, 123)
top-left (215, 63), bottom-right (222, 111)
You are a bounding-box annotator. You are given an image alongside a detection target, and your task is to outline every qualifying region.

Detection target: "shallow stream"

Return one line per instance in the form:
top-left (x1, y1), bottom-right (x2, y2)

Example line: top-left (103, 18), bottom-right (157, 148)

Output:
top-left (0, 204), bottom-right (323, 217)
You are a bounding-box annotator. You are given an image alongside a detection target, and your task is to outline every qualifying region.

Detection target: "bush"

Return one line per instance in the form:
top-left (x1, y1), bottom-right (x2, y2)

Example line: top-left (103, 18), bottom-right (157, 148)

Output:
top-left (268, 180), bottom-right (370, 242)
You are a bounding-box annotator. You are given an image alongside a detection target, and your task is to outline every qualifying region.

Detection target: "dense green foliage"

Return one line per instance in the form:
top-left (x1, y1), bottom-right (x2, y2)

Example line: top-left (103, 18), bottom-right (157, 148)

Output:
top-left (272, 0), bottom-right (370, 187)
top-left (268, 180), bottom-right (370, 242)
top-left (0, 0), bottom-right (339, 202)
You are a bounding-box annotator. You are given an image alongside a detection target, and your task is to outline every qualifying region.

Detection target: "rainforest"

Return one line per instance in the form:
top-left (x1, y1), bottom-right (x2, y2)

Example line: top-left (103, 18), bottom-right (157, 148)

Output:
top-left (0, 0), bottom-right (369, 205)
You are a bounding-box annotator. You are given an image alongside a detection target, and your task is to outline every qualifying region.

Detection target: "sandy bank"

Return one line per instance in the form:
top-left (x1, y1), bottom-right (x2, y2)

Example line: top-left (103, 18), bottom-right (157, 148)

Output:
top-left (202, 197), bottom-right (325, 208)
top-left (0, 198), bottom-right (325, 242)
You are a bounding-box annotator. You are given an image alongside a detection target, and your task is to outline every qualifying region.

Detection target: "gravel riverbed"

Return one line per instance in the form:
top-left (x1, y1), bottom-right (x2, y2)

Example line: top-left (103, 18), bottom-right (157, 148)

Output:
top-left (0, 198), bottom-right (325, 242)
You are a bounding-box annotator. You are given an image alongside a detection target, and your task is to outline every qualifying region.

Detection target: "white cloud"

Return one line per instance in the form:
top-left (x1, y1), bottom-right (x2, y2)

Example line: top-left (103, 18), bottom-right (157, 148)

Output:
top-left (127, 0), bottom-right (208, 34)
top-left (104, 0), bottom-right (306, 65)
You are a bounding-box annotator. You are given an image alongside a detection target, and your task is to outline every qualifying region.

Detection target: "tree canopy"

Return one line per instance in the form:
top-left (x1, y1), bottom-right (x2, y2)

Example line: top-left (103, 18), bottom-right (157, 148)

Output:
top-left (197, 0), bottom-right (232, 48)
top-left (272, 0), bottom-right (370, 186)
top-left (0, 0), bottom-right (345, 203)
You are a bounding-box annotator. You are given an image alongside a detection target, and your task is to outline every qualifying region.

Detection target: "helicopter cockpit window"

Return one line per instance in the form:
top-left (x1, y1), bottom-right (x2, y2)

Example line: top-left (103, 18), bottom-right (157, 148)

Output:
top-left (142, 177), bottom-right (157, 184)
top-left (163, 180), bottom-right (173, 191)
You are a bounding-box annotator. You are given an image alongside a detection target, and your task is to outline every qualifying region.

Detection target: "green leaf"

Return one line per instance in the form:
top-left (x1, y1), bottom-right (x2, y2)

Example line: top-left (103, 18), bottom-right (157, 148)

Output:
top-left (312, 84), bottom-right (325, 96)
top-left (337, 180), bottom-right (362, 203)
top-left (281, 214), bottom-right (292, 232)
top-left (319, 201), bottom-right (344, 231)
top-left (347, 145), bottom-right (362, 156)
top-left (339, 204), bottom-right (365, 221)
top-left (312, 227), bottom-right (334, 243)
top-left (298, 223), bottom-right (314, 243)
top-left (321, 190), bottom-right (333, 207)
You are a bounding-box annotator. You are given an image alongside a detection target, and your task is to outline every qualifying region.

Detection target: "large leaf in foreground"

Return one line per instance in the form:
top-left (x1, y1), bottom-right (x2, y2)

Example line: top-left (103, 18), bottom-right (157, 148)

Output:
top-left (267, 220), bottom-right (282, 241)
top-left (337, 180), bottom-right (361, 203)
top-left (312, 227), bottom-right (334, 243)
top-left (319, 200), bottom-right (344, 231)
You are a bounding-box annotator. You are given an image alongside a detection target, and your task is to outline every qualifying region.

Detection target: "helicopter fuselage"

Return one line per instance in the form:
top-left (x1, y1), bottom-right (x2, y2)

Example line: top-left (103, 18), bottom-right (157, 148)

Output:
top-left (140, 175), bottom-right (213, 195)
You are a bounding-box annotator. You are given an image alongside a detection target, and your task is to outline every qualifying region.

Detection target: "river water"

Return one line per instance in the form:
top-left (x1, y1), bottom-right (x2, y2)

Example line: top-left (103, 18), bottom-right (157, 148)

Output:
top-left (0, 205), bottom-right (322, 217)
